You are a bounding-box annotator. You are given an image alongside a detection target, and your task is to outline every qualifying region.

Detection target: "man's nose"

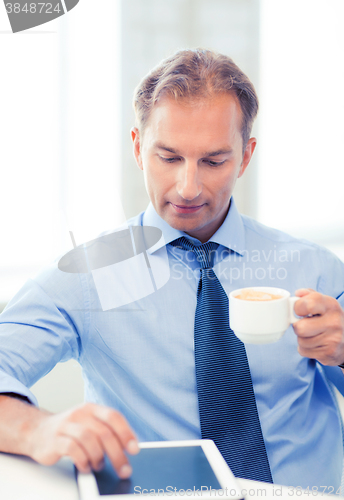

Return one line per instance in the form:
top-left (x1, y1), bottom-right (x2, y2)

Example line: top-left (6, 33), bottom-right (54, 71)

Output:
top-left (176, 161), bottom-right (202, 201)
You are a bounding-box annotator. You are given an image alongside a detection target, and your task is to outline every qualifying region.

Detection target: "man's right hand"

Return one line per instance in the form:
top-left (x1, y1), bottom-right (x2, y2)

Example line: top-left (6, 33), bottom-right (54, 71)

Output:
top-left (0, 397), bottom-right (139, 478)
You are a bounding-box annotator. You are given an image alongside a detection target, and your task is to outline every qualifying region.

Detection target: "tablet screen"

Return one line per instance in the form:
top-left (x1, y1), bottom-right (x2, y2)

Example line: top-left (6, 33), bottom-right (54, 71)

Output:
top-left (94, 446), bottom-right (222, 496)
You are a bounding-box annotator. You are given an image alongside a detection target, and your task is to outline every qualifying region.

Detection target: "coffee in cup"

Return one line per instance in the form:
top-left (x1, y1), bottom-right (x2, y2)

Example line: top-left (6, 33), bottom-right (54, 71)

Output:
top-left (229, 287), bottom-right (300, 344)
top-left (234, 289), bottom-right (283, 301)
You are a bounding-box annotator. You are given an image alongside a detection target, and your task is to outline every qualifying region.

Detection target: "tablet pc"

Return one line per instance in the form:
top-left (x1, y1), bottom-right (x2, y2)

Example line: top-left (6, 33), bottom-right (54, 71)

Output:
top-left (77, 439), bottom-right (244, 500)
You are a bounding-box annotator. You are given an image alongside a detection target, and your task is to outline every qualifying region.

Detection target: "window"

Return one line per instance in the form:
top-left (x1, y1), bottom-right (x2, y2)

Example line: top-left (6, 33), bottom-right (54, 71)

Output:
top-left (259, 0), bottom-right (344, 259)
top-left (0, 0), bottom-right (121, 303)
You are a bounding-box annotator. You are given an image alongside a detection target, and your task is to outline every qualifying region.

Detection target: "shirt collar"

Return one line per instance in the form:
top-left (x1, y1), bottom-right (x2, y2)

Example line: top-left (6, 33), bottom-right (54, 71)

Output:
top-left (142, 198), bottom-right (245, 256)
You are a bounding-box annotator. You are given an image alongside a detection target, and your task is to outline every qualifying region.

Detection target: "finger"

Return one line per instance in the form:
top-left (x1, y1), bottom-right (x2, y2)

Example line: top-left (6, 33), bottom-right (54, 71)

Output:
top-left (293, 315), bottom-right (329, 338)
top-left (294, 292), bottom-right (328, 317)
top-left (60, 404), bottom-right (139, 477)
top-left (96, 425), bottom-right (133, 479)
top-left (297, 343), bottom-right (339, 365)
top-left (93, 407), bottom-right (139, 455)
top-left (295, 288), bottom-right (315, 297)
top-left (297, 332), bottom-right (327, 349)
top-left (58, 435), bottom-right (92, 473)
top-left (61, 421), bottom-right (105, 471)
top-left (297, 344), bottom-right (322, 359)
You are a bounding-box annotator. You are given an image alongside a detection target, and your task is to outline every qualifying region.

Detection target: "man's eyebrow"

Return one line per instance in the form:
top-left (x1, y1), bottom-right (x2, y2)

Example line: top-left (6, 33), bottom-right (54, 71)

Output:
top-left (205, 149), bottom-right (233, 157)
top-left (154, 143), bottom-right (180, 154)
top-left (154, 143), bottom-right (233, 157)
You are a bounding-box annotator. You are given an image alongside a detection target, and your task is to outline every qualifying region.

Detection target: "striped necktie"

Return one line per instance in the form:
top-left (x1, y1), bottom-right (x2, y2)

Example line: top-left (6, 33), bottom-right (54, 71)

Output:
top-left (170, 237), bottom-right (273, 482)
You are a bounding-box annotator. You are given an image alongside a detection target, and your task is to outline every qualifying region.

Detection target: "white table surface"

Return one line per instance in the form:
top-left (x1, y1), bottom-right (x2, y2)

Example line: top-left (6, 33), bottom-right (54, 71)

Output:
top-left (0, 452), bottom-right (340, 500)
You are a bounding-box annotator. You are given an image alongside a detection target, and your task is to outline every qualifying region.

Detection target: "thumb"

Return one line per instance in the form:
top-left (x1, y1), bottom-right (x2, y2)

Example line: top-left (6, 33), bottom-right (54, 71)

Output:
top-left (295, 288), bottom-right (315, 298)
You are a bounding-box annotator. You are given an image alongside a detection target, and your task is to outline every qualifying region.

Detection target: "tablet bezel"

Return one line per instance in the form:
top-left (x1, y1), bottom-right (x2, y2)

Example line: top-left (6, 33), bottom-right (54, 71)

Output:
top-left (77, 439), bottom-right (244, 500)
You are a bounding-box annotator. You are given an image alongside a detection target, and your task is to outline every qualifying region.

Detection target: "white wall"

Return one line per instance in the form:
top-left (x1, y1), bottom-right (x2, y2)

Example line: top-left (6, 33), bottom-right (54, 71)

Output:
top-left (30, 360), bottom-right (84, 413)
top-left (259, 0), bottom-right (344, 260)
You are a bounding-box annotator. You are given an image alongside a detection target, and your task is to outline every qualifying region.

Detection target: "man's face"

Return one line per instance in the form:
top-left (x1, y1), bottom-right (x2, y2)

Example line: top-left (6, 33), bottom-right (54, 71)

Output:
top-left (131, 93), bottom-right (256, 243)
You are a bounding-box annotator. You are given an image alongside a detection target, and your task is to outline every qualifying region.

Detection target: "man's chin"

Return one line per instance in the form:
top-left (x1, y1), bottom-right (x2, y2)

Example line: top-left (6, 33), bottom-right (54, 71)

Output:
top-left (164, 212), bottom-right (205, 234)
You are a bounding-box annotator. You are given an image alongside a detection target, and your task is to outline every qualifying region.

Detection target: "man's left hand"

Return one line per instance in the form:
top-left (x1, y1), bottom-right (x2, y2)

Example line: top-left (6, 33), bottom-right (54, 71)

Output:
top-left (293, 289), bottom-right (344, 366)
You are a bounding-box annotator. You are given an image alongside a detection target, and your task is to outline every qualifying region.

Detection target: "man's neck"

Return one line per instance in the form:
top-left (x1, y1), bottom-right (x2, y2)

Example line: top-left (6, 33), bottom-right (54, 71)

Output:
top-left (183, 202), bottom-right (231, 243)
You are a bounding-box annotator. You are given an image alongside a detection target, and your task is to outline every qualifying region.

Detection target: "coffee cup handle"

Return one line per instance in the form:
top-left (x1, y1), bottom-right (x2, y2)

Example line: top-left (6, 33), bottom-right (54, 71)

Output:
top-left (289, 296), bottom-right (301, 324)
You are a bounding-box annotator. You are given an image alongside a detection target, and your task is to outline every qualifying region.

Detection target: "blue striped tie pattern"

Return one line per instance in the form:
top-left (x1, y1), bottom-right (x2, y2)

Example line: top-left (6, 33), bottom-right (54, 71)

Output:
top-left (171, 237), bottom-right (273, 483)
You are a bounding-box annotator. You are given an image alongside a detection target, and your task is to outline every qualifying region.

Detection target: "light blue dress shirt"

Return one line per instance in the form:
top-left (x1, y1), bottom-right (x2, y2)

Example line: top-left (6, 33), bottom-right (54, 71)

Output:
top-left (0, 199), bottom-right (344, 489)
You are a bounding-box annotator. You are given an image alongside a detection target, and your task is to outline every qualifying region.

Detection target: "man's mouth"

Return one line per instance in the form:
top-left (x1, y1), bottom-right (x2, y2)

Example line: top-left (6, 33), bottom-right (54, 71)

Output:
top-left (170, 203), bottom-right (205, 214)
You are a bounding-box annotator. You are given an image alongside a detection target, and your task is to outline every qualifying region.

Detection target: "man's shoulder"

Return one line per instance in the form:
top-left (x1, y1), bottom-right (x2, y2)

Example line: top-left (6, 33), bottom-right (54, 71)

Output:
top-left (241, 213), bottom-right (322, 250)
top-left (100, 211), bottom-right (145, 235)
top-left (240, 214), bottom-right (344, 279)
top-left (127, 211), bottom-right (145, 228)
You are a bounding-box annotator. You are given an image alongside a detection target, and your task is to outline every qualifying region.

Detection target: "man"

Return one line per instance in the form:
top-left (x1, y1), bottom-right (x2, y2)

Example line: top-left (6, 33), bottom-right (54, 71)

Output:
top-left (0, 48), bottom-right (344, 489)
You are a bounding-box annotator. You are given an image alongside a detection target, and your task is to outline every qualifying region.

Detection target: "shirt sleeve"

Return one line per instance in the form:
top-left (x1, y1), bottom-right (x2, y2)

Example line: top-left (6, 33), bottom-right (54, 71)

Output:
top-left (316, 245), bottom-right (344, 302)
top-left (317, 246), bottom-right (344, 395)
top-left (0, 264), bottom-right (86, 405)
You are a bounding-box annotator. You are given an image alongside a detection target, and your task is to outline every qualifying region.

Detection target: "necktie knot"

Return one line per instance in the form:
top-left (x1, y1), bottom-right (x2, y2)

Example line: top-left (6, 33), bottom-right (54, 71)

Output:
top-left (170, 237), bottom-right (218, 269)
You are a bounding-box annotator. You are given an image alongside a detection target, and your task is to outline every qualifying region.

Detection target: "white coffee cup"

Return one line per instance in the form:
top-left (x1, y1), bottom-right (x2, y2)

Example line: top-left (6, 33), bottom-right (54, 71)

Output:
top-left (229, 286), bottom-right (300, 344)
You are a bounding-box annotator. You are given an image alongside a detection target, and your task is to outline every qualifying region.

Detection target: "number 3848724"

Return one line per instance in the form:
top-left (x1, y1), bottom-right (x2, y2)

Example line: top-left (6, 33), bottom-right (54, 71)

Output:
top-left (5, 3), bottom-right (61, 14)
top-left (287, 485), bottom-right (341, 496)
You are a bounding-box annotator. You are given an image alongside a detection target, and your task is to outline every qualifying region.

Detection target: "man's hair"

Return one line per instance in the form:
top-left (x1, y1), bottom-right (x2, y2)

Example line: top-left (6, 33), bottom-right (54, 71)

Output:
top-left (133, 48), bottom-right (259, 150)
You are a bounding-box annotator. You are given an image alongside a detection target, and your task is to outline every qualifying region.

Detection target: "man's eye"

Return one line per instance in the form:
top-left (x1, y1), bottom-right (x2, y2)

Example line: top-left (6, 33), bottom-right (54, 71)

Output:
top-left (160, 156), bottom-right (180, 163)
top-left (205, 159), bottom-right (225, 167)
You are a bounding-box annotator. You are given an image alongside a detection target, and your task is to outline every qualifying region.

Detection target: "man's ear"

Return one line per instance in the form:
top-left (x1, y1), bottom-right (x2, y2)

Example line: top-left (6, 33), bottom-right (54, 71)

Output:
top-left (238, 137), bottom-right (257, 178)
top-left (131, 127), bottom-right (143, 171)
